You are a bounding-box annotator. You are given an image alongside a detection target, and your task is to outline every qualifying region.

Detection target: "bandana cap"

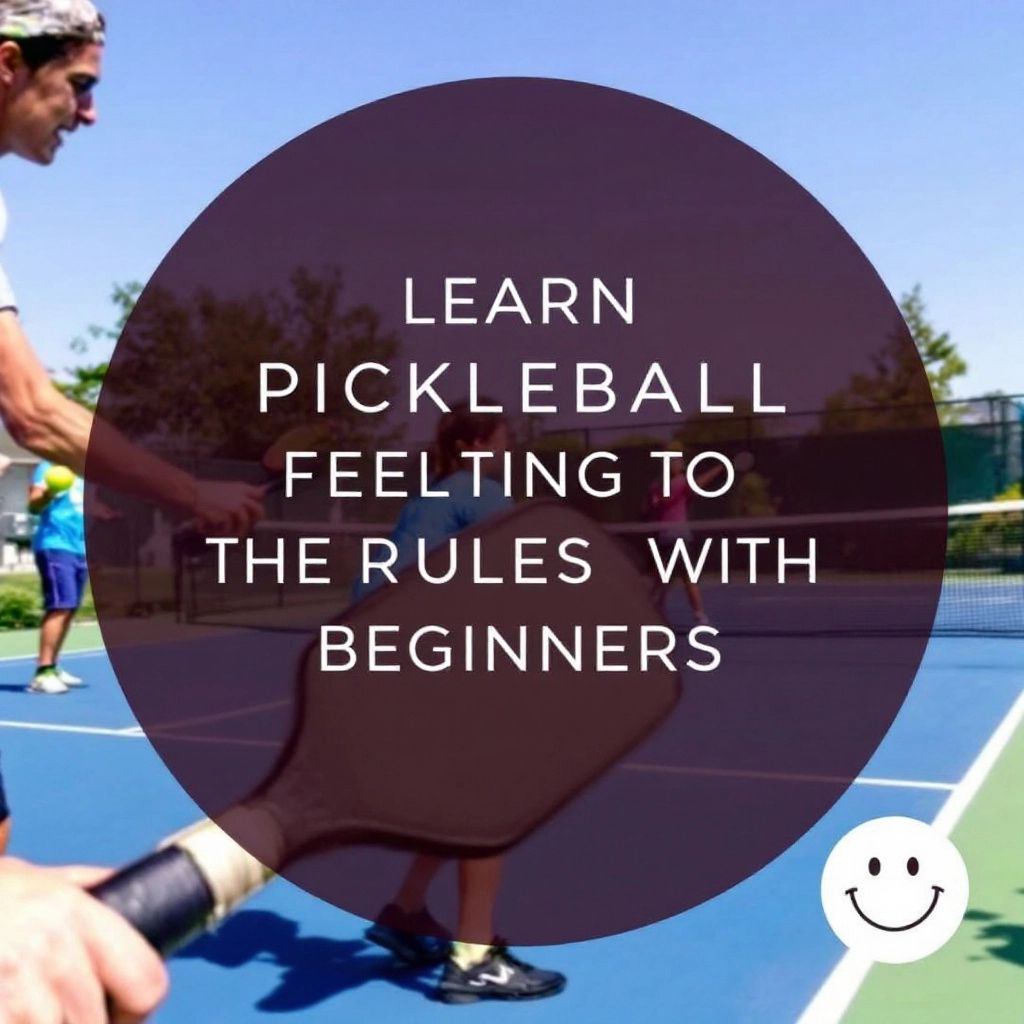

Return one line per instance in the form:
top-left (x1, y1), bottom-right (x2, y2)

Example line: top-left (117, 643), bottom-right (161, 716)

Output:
top-left (0, 0), bottom-right (105, 44)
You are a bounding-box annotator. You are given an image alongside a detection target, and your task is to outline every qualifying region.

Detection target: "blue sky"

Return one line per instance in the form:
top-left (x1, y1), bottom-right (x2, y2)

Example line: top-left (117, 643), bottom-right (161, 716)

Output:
top-left (2, 0), bottom-right (1021, 399)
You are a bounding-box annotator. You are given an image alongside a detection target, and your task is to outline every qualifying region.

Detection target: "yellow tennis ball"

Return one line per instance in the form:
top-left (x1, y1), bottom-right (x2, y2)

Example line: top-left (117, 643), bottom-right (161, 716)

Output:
top-left (44, 465), bottom-right (75, 493)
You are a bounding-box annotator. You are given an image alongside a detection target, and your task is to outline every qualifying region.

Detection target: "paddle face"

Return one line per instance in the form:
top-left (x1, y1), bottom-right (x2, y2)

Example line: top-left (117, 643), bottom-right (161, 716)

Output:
top-left (261, 421), bottom-right (339, 475)
top-left (91, 501), bottom-right (679, 955)
top-left (250, 500), bottom-right (680, 861)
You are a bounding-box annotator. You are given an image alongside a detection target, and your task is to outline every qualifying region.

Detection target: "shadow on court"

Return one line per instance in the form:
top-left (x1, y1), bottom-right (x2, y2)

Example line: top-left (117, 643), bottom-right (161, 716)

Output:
top-left (964, 894), bottom-right (1024, 969)
top-left (176, 910), bottom-right (438, 1010)
top-left (0, 685), bottom-right (98, 693)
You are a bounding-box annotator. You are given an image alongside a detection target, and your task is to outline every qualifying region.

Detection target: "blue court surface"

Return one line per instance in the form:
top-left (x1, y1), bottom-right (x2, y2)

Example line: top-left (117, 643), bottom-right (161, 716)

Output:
top-left (0, 631), bottom-right (1021, 1023)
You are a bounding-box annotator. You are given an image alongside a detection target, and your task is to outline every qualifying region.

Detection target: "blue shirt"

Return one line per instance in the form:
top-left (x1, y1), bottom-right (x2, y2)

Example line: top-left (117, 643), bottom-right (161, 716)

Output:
top-left (32, 462), bottom-right (85, 556)
top-left (353, 471), bottom-right (512, 599)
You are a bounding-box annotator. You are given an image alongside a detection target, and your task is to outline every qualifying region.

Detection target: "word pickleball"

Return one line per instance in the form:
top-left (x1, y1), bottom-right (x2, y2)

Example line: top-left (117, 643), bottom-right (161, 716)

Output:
top-left (88, 78), bottom-right (947, 947)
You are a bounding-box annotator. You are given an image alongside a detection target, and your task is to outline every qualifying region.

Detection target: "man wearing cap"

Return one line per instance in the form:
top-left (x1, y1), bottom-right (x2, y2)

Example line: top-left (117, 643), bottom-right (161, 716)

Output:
top-left (0, 3), bottom-right (242, 1018)
top-left (0, 2), bottom-right (262, 530)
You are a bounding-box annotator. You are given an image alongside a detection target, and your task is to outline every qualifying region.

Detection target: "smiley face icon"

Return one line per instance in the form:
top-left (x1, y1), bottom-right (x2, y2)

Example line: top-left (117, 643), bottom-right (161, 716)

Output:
top-left (821, 816), bottom-right (969, 963)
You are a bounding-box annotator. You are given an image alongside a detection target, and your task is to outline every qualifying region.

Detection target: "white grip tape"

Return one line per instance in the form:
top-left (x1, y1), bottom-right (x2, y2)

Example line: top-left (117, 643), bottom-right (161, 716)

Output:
top-left (160, 807), bottom-right (281, 922)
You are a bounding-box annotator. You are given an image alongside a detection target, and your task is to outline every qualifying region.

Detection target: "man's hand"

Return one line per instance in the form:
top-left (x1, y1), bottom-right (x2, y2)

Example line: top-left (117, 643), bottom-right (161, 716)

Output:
top-left (0, 858), bottom-right (167, 1024)
top-left (26, 484), bottom-right (53, 516)
top-left (191, 480), bottom-right (265, 536)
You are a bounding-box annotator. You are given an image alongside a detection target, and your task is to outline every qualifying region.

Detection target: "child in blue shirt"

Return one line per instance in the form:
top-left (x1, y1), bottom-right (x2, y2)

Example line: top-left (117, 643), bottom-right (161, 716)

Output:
top-left (27, 462), bottom-right (88, 694)
top-left (361, 403), bottom-right (566, 1004)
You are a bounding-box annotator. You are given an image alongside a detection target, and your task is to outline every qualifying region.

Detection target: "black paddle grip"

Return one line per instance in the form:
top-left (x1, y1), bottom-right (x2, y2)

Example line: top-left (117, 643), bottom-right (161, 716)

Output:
top-left (89, 847), bottom-right (216, 957)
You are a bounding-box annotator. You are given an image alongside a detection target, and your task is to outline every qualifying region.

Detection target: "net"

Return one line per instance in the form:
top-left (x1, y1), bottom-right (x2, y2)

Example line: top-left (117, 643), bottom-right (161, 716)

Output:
top-left (942, 500), bottom-right (1024, 635)
top-left (175, 501), bottom-right (1024, 638)
top-left (614, 500), bottom-right (1023, 638)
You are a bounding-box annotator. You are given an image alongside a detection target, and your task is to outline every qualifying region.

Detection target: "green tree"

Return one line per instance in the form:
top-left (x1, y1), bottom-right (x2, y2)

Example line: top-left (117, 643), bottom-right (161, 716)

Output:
top-left (100, 266), bottom-right (402, 459)
top-left (901, 284), bottom-right (966, 405)
top-left (819, 286), bottom-right (967, 432)
top-left (55, 281), bottom-right (141, 410)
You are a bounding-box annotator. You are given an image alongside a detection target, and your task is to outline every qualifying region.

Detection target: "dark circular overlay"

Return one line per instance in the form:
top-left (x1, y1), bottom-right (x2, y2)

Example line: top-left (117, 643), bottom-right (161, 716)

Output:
top-left (88, 79), bottom-right (946, 944)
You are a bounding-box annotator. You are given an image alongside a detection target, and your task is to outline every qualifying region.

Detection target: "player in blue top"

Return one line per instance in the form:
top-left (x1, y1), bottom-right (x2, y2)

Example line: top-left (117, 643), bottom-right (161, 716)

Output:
top-left (27, 461), bottom-right (98, 693)
top-left (361, 402), bottom-right (566, 1004)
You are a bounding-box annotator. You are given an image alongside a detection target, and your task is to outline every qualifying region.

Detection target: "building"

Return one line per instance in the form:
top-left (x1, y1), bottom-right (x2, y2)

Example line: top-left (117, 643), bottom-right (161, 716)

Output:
top-left (0, 426), bottom-right (38, 555)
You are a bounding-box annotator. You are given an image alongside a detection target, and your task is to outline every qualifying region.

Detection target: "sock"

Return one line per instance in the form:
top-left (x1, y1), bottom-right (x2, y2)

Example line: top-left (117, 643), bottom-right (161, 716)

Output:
top-left (36, 664), bottom-right (56, 673)
top-left (451, 941), bottom-right (491, 969)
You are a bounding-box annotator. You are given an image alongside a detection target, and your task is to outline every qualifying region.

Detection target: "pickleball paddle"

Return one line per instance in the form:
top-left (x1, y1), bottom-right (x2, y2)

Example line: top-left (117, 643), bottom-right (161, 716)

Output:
top-left (259, 420), bottom-right (340, 476)
top-left (91, 499), bottom-right (681, 955)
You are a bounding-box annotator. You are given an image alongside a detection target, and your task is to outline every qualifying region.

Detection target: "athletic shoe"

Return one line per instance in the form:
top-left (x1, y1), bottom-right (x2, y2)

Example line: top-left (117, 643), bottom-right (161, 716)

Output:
top-left (437, 945), bottom-right (566, 1004)
top-left (55, 666), bottom-right (83, 687)
top-left (695, 612), bottom-right (713, 627)
top-left (365, 904), bottom-right (451, 966)
top-left (27, 669), bottom-right (69, 695)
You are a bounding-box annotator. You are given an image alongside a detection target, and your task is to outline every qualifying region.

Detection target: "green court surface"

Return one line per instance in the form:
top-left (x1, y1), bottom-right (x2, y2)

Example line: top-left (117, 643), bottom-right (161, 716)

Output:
top-left (843, 714), bottom-right (1024, 1023)
top-left (0, 620), bottom-right (104, 660)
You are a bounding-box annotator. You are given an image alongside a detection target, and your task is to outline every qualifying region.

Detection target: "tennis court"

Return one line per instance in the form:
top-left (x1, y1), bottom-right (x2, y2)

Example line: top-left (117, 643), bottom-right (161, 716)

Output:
top-left (1, 540), bottom-right (1021, 1022)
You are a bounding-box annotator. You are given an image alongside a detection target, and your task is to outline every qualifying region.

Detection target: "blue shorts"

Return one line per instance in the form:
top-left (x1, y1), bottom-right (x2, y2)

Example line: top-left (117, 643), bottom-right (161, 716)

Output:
top-left (35, 549), bottom-right (88, 612)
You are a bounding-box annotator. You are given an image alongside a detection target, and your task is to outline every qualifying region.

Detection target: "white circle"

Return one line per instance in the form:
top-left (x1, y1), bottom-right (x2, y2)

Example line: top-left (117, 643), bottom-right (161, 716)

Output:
top-left (820, 816), bottom-right (969, 964)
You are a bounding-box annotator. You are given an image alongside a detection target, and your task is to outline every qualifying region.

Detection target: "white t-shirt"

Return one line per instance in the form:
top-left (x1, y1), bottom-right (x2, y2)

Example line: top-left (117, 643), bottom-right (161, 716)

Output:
top-left (0, 190), bottom-right (18, 311)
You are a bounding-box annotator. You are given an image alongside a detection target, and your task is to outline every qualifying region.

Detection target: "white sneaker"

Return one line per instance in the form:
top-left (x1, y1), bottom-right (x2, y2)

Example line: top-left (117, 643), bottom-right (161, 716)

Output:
top-left (55, 666), bottom-right (83, 687)
top-left (28, 670), bottom-right (69, 695)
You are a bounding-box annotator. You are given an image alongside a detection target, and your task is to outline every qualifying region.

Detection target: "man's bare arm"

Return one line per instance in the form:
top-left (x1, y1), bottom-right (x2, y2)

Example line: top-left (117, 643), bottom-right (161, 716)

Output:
top-left (0, 311), bottom-right (93, 471)
top-left (0, 310), bottom-right (262, 532)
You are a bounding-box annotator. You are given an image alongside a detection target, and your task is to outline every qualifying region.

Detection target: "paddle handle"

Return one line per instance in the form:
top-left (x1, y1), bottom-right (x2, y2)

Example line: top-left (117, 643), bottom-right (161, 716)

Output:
top-left (89, 847), bottom-right (216, 956)
top-left (89, 816), bottom-right (277, 956)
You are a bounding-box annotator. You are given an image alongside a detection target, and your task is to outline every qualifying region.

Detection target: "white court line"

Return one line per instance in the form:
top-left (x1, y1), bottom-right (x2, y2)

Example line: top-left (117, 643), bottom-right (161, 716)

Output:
top-left (0, 719), bottom-right (145, 738)
top-left (147, 700), bottom-right (290, 732)
top-left (796, 686), bottom-right (1024, 1024)
top-left (0, 648), bottom-right (106, 664)
top-left (0, 718), bottom-right (968, 795)
top-left (854, 777), bottom-right (955, 792)
top-left (622, 762), bottom-right (955, 792)
top-left (145, 731), bottom-right (279, 749)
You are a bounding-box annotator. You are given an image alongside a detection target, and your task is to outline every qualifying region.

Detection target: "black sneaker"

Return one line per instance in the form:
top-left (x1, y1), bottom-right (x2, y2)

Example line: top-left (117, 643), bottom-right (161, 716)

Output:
top-left (365, 904), bottom-right (451, 966)
top-left (437, 945), bottom-right (566, 1004)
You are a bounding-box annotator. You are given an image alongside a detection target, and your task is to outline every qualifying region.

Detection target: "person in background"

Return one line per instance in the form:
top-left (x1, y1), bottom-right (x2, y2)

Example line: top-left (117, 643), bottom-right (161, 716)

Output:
top-left (645, 444), bottom-right (726, 624)
top-left (360, 403), bottom-right (567, 1005)
top-left (26, 461), bottom-right (116, 693)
